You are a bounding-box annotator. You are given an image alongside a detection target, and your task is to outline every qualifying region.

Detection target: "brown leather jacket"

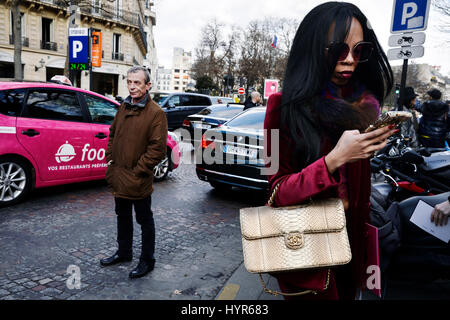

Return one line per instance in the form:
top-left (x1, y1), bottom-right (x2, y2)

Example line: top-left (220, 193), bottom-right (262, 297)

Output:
top-left (105, 95), bottom-right (168, 200)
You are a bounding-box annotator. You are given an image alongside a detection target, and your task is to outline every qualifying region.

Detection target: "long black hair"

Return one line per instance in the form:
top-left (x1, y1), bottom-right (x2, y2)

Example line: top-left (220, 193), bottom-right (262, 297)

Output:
top-left (281, 2), bottom-right (393, 168)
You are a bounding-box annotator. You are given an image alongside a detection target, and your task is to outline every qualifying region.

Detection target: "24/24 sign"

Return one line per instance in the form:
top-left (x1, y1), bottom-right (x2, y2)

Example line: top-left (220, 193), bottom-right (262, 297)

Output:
top-left (391, 0), bottom-right (431, 33)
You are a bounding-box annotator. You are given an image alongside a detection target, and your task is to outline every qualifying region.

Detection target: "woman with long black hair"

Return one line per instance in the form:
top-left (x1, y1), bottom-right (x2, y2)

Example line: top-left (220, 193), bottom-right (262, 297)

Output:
top-left (264, 2), bottom-right (397, 300)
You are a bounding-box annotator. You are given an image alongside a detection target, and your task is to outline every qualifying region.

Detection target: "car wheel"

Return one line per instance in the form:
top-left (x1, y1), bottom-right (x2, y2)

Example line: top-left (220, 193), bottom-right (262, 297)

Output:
top-left (153, 149), bottom-right (171, 182)
top-left (209, 181), bottom-right (232, 191)
top-left (0, 156), bottom-right (32, 207)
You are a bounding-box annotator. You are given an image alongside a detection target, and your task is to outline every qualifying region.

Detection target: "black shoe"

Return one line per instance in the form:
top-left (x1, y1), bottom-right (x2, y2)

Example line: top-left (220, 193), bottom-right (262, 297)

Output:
top-left (129, 259), bottom-right (155, 279)
top-left (100, 252), bottom-right (132, 267)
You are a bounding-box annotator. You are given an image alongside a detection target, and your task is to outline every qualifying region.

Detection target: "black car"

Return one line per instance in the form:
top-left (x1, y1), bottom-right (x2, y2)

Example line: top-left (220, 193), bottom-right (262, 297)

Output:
top-left (195, 107), bottom-right (269, 191)
top-left (182, 103), bottom-right (244, 146)
top-left (156, 92), bottom-right (213, 130)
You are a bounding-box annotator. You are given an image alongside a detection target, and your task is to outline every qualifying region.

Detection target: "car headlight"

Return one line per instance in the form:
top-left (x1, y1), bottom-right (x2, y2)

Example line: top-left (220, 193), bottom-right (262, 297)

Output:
top-left (168, 131), bottom-right (180, 143)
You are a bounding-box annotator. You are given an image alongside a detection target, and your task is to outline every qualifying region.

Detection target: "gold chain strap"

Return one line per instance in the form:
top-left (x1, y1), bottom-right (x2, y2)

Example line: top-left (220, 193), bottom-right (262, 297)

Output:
top-left (267, 182), bottom-right (281, 207)
top-left (262, 182), bottom-right (331, 296)
top-left (258, 268), bottom-right (331, 297)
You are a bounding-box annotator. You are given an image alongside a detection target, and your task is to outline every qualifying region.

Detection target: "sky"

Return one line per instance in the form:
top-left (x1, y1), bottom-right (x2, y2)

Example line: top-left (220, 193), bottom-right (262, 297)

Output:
top-left (153, 0), bottom-right (450, 76)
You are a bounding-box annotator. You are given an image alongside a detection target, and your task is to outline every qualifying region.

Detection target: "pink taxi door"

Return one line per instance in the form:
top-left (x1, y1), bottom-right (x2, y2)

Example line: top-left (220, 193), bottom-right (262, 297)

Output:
top-left (81, 93), bottom-right (119, 177)
top-left (16, 88), bottom-right (94, 181)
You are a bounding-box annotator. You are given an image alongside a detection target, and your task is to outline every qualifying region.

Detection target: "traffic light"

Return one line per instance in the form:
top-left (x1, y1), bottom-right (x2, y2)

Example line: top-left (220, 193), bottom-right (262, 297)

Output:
top-left (395, 84), bottom-right (400, 95)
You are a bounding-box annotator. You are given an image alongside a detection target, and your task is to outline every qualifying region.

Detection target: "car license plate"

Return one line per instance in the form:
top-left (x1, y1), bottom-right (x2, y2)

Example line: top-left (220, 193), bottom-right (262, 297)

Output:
top-left (224, 145), bottom-right (257, 158)
top-left (194, 123), bottom-right (211, 129)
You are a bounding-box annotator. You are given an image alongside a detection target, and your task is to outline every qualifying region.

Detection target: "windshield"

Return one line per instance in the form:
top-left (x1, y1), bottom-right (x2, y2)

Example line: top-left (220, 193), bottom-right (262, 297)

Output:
top-left (198, 105), bottom-right (243, 118)
top-left (152, 93), bottom-right (170, 106)
top-left (225, 109), bottom-right (266, 130)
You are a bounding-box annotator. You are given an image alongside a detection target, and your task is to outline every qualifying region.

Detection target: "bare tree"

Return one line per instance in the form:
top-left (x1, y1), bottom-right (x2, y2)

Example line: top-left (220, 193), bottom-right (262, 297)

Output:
top-left (239, 18), bottom-right (298, 93)
top-left (191, 19), bottom-right (237, 94)
top-left (433, 0), bottom-right (450, 16)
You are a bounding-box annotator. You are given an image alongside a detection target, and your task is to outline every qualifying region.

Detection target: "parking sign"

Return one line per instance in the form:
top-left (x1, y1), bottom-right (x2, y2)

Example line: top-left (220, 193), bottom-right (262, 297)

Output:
top-left (391, 0), bottom-right (431, 33)
top-left (69, 28), bottom-right (89, 64)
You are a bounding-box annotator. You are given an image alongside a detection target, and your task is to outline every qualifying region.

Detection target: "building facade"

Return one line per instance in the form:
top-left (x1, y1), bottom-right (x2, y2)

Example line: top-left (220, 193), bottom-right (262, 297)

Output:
top-left (0, 0), bottom-right (157, 98)
top-left (171, 47), bottom-right (194, 93)
top-left (155, 66), bottom-right (171, 92)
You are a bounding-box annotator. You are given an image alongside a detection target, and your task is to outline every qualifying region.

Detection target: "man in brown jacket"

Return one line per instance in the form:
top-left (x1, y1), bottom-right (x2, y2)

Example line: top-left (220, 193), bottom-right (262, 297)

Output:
top-left (100, 66), bottom-right (168, 279)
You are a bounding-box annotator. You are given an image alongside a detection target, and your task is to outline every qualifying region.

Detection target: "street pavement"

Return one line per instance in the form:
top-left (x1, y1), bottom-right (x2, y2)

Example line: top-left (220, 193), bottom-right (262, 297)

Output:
top-left (0, 143), bottom-right (449, 301)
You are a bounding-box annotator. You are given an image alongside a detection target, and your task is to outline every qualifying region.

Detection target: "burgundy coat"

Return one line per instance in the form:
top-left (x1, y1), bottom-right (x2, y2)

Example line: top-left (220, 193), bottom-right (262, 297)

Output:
top-left (264, 93), bottom-right (371, 297)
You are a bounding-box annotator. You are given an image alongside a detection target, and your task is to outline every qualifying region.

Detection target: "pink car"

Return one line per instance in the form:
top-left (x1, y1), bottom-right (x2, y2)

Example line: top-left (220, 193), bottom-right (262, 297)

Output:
top-left (0, 82), bottom-right (180, 206)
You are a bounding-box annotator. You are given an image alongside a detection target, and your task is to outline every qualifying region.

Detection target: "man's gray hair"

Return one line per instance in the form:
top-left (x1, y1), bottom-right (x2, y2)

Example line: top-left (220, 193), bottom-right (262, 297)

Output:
top-left (127, 66), bottom-right (151, 84)
top-left (251, 91), bottom-right (261, 99)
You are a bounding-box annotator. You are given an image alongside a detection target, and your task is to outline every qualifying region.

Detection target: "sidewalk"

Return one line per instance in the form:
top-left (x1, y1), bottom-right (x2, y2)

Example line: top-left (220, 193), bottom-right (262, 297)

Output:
top-left (215, 262), bottom-right (450, 300)
top-left (215, 262), bottom-right (283, 300)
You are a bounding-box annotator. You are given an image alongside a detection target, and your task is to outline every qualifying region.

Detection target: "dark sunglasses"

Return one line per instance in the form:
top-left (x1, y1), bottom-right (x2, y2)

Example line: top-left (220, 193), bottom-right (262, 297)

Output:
top-left (326, 41), bottom-right (373, 63)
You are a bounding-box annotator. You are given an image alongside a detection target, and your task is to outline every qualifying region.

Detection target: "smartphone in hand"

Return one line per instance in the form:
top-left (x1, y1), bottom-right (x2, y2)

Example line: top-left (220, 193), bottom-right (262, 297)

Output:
top-left (365, 111), bottom-right (412, 133)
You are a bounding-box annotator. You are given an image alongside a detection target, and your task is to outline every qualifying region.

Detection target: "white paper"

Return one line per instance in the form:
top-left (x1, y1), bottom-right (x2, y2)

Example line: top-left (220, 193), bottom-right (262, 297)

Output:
top-left (410, 200), bottom-right (450, 243)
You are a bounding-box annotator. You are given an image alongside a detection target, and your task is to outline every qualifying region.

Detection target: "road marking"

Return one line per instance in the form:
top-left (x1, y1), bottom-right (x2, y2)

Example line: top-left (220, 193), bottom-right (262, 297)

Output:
top-left (216, 283), bottom-right (240, 300)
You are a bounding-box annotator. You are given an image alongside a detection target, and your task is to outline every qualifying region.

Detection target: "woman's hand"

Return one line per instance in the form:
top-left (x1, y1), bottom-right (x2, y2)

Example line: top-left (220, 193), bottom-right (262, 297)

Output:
top-left (431, 201), bottom-right (450, 226)
top-left (325, 125), bottom-right (398, 173)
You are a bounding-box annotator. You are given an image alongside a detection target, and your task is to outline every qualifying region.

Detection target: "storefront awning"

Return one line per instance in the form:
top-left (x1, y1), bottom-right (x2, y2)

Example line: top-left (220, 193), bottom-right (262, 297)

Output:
top-left (46, 58), bottom-right (66, 69)
top-left (93, 64), bottom-right (120, 75)
top-left (0, 51), bottom-right (14, 63)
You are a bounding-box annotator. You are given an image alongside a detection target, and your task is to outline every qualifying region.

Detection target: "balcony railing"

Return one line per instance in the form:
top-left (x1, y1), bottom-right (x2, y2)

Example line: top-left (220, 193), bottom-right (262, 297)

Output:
top-left (79, 2), bottom-right (139, 27)
top-left (9, 35), bottom-right (29, 47)
top-left (138, 16), bottom-right (148, 50)
top-left (112, 52), bottom-right (124, 61)
top-left (41, 40), bottom-right (57, 51)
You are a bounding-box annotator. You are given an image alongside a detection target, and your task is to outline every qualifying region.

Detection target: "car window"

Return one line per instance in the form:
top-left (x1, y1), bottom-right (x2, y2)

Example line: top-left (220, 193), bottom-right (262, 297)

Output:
top-left (153, 93), bottom-right (170, 106)
top-left (84, 94), bottom-right (118, 125)
top-left (0, 89), bottom-right (26, 116)
top-left (199, 96), bottom-right (211, 106)
top-left (24, 89), bottom-right (84, 122)
top-left (180, 95), bottom-right (192, 106)
top-left (186, 95), bottom-right (209, 106)
top-left (225, 109), bottom-right (265, 129)
top-left (167, 95), bottom-right (181, 107)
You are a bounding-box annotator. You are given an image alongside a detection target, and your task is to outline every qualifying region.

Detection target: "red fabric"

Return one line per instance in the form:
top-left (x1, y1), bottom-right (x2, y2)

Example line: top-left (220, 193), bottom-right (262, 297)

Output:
top-left (264, 93), bottom-right (371, 300)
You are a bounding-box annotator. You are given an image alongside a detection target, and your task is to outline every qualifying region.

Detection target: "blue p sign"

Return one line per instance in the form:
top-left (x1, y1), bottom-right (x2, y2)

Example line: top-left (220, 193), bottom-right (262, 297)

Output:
top-left (391, 0), bottom-right (431, 33)
top-left (69, 28), bottom-right (89, 64)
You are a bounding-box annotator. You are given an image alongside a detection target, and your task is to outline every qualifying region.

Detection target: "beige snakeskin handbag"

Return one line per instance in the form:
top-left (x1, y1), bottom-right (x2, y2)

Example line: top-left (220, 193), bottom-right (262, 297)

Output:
top-left (240, 182), bottom-right (352, 296)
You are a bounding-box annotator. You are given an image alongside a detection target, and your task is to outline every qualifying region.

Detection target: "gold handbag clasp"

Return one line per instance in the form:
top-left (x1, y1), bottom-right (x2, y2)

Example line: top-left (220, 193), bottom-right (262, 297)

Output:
top-left (284, 232), bottom-right (304, 250)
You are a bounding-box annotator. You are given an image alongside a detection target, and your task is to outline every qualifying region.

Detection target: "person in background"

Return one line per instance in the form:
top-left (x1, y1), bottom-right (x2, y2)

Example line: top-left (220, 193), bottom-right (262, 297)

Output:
top-left (418, 88), bottom-right (449, 148)
top-left (399, 86), bottom-right (420, 147)
top-left (243, 91), bottom-right (262, 110)
top-left (431, 196), bottom-right (450, 227)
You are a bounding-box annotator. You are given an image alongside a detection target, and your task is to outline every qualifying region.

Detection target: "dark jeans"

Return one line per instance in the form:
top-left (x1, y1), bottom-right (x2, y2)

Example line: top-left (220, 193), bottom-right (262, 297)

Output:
top-left (115, 196), bottom-right (155, 263)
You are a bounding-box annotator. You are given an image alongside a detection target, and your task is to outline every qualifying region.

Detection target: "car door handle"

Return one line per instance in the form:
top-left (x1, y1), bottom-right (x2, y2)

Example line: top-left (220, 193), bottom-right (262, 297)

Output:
top-left (95, 133), bottom-right (108, 139)
top-left (21, 129), bottom-right (40, 137)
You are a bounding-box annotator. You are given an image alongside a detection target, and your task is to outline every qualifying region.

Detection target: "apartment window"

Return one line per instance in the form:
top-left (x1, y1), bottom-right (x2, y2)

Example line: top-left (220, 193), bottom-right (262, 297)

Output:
top-left (114, 0), bottom-right (123, 19)
top-left (112, 33), bottom-right (123, 60)
top-left (10, 11), bottom-right (25, 37)
top-left (41, 18), bottom-right (56, 51)
top-left (10, 11), bottom-right (27, 46)
top-left (92, 0), bottom-right (101, 14)
top-left (174, 87), bottom-right (179, 90)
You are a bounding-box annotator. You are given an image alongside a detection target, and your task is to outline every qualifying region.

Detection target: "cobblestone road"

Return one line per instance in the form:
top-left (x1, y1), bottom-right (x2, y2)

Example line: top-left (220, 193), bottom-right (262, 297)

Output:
top-left (0, 145), bottom-right (266, 300)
